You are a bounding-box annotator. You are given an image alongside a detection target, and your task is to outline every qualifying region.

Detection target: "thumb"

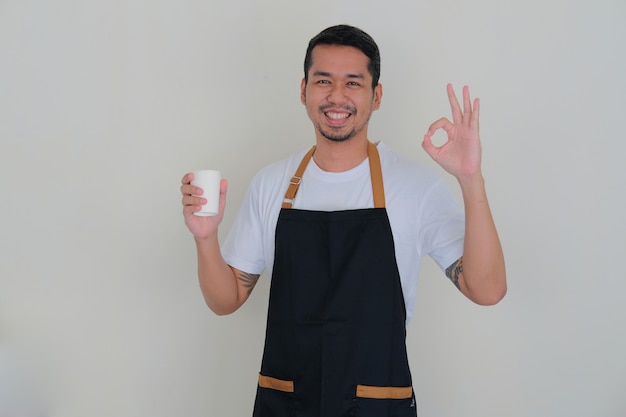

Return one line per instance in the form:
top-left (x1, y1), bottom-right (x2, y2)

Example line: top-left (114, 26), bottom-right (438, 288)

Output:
top-left (218, 179), bottom-right (228, 212)
top-left (422, 134), bottom-right (438, 160)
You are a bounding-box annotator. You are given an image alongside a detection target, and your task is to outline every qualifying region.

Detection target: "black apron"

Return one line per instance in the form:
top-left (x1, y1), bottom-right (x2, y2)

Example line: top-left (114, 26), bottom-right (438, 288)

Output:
top-left (253, 142), bottom-right (416, 417)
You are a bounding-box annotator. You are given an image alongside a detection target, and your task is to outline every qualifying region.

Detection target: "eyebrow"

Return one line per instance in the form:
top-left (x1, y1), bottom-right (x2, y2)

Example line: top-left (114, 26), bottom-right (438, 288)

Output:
top-left (312, 71), bottom-right (365, 79)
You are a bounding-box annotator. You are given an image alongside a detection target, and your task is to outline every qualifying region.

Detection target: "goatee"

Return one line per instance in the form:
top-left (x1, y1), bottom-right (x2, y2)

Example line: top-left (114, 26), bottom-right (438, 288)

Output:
top-left (319, 127), bottom-right (356, 143)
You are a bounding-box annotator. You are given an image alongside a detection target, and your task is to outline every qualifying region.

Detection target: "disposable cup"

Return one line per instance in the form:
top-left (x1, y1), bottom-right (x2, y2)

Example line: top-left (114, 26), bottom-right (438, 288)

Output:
top-left (191, 170), bottom-right (221, 216)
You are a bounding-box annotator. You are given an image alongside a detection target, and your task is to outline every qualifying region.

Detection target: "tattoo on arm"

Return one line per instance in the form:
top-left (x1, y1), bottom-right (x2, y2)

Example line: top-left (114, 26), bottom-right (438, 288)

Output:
top-left (445, 258), bottom-right (463, 290)
top-left (237, 271), bottom-right (261, 296)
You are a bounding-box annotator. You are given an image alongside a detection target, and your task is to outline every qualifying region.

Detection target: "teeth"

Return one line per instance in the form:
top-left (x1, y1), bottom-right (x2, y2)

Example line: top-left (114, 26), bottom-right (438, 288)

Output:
top-left (326, 112), bottom-right (349, 120)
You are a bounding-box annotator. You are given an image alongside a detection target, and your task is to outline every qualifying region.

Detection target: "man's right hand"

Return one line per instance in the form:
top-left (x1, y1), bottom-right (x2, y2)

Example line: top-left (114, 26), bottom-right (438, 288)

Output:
top-left (180, 173), bottom-right (228, 239)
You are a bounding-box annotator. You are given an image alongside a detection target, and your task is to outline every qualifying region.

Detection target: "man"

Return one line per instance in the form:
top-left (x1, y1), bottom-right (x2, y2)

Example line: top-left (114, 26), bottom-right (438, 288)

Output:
top-left (181, 24), bottom-right (506, 417)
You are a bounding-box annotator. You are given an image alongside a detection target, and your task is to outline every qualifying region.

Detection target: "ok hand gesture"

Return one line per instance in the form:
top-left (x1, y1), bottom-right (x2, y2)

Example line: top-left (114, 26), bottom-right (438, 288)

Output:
top-left (422, 84), bottom-right (482, 179)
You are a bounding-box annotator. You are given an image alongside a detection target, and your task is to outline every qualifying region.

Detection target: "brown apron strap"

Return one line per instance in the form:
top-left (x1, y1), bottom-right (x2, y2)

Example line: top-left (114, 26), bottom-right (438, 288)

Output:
top-left (282, 146), bottom-right (316, 208)
top-left (281, 142), bottom-right (385, 209)
top-left (368, 141), bottom-right (385, 209)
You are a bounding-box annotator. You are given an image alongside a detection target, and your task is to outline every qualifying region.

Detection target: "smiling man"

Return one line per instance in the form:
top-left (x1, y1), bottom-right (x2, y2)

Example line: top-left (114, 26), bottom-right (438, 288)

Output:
top-left (181, 24), bottom-right (506, 417)
top-left (303, 43), bottom-right (382, 145)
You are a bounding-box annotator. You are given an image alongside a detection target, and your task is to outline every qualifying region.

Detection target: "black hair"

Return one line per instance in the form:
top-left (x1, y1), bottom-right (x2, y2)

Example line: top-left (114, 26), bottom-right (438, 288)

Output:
top-left (303, 24), bottom-right (381, 90)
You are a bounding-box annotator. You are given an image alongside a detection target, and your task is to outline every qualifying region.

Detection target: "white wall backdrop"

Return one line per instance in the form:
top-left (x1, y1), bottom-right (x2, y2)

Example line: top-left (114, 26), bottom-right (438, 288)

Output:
top-left (1, 1), bottom-right (625, 416)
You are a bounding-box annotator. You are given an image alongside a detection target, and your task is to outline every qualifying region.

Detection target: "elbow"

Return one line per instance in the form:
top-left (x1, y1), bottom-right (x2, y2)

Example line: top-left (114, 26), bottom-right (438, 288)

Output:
top-left (473, 285), bottom-right (507, 306)
top-left (208, 303), bottom-right (240, 316)
top-left (204, 296), bottom-right (242, 316)
top-left (465, 272), bottom-right (507, 306)
top-left (210, 306), bottom-right (236, 316)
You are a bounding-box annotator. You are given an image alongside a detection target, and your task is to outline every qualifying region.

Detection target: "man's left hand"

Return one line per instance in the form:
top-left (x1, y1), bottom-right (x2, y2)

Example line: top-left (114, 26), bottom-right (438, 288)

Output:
top-left (422, 84), bottom-right (482, 179)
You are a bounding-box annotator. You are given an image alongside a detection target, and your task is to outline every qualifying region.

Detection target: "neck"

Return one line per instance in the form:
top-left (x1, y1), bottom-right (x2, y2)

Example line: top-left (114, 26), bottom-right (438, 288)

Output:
top-left (313, 136), bottom-right (370, 172)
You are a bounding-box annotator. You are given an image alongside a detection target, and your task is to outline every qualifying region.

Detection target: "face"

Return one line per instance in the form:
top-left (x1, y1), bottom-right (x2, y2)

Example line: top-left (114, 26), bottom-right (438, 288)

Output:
top-left (301, 44), bottom-right (382, 143)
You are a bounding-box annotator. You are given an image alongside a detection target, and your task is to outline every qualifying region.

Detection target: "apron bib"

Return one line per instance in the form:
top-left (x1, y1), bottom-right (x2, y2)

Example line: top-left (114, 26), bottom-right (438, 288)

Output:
top-left (253, 142), bottom-right (416, 417)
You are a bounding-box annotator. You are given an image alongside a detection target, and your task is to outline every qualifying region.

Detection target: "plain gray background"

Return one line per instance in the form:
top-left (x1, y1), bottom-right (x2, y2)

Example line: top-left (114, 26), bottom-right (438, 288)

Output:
top-left (1, 0), bottom-right (625, 416)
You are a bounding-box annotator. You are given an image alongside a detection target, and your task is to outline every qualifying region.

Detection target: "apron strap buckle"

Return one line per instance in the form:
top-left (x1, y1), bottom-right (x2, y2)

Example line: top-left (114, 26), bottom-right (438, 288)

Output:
top-left (282, 175), bottom-right (303, 208)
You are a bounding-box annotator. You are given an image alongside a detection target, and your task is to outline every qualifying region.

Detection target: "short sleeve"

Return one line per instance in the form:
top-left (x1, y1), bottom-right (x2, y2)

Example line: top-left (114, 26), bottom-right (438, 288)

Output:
top-left (221, 178), bottom-right (267, 275)
top-left (419, 179), bottom-right (465, 272)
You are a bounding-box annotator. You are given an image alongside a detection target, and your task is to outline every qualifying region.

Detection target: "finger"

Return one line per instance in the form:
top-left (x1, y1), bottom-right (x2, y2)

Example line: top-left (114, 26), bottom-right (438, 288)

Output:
top-left (180, 173), bottom-right (204, 196)
top-left (183, 203), bottom-right (203, 215)
top-left (422, 133), bottom-right (434, 151)
top-left (218, 179), bottom-right (228, 214)
top-left (471, 97), bottom-right (480, 129)
top-left (426, 117), bottom-right (453, 136)
top-left (463, 85), bottom-right (472, 122)
top-left (181, 183), bottom-right (203, 197)
top-left (182, 194), bottom-right (206, 207)
top-left (181, 172), bottom-right (194, 185)
top-left (447, 84), bottom-right (462, 125)
top-left (422, 134), bottom-right (439, 160)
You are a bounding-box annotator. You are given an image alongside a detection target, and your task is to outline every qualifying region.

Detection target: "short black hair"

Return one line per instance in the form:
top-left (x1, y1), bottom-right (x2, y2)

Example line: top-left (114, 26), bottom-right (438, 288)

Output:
top-left (304, 24), bottom-right (381, 90)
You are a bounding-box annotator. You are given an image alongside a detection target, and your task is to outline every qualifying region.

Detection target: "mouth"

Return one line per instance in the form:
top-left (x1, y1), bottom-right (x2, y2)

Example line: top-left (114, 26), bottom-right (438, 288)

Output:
top-left (322, 108), bottom-right (353, 127)
top-left (324, 111), bottom-right (351, 120)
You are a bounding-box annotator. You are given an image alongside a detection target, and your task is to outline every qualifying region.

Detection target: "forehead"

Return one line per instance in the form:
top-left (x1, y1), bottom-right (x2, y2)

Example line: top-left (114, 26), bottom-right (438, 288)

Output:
top-left (308, 44), bottom-right (371, 78)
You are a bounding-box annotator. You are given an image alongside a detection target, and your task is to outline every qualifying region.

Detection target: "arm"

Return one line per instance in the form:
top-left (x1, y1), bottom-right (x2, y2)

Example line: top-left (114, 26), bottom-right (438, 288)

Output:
top-left (181, 174), bottom-right (259, 315)
top-left (423, 84), bottom-right (507, 305)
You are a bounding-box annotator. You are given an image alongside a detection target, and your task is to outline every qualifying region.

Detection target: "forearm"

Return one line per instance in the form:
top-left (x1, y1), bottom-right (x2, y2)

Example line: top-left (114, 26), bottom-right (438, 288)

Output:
top-left (458, 174), bottom-right (507, 305)
top-left (194, 233), bottom-right (243, 315)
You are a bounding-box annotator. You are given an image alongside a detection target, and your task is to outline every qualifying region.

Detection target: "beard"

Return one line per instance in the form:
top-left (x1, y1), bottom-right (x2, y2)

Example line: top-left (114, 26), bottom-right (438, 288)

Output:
top-left (315, 104), bottom-right (370, 143)
top-left (317, 125), bottom-right (357, 142)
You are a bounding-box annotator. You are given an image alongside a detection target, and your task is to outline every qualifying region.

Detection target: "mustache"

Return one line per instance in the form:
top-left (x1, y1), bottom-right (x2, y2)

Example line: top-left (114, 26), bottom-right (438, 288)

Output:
top-left (319, 104), bottom-right (356, 113)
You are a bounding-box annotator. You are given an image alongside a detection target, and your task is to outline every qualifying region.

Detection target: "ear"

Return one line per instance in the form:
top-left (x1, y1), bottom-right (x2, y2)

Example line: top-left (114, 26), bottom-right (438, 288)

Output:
top-left (373, 83), bottom-right (383, 110)
top-left (300, 78), bottom-right (307, 105)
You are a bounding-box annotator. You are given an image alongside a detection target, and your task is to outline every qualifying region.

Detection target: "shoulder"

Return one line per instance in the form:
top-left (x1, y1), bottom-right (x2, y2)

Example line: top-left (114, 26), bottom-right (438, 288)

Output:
top-left (247, 147), bottom-right (312, 200)
top-left (377, 141), bottom-right (461, 222)
top-left (377, 142), bottom-right (445, 190)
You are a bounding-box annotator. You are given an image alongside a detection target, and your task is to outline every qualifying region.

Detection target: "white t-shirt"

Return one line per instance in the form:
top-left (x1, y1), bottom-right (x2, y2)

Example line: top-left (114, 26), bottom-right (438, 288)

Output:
top-left (222, 142), bottom-right (465, 323)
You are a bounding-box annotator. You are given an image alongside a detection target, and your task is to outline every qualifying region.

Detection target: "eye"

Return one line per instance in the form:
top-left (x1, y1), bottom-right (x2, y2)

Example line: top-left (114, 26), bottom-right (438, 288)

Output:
top-left (316, 79), bottom-right (331, 85)
top-left (347, 81), bottom-right (362, 87)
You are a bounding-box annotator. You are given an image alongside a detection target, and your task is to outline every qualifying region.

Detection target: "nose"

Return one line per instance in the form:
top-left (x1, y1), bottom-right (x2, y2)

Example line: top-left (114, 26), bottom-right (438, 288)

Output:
top-left (327, 83), bottom-right (349, 104)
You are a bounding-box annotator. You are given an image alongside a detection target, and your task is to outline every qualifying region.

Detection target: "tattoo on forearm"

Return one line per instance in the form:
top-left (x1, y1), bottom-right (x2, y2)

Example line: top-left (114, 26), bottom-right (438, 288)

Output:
top-left (446, 258), bottom-right (463, 290)
top-left (237, 271), bottom-right (260, 296)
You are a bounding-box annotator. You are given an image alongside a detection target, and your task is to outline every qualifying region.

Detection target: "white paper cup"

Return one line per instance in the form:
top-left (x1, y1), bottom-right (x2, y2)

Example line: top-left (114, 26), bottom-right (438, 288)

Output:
top-left (191, 170), bottom-right (221, 216)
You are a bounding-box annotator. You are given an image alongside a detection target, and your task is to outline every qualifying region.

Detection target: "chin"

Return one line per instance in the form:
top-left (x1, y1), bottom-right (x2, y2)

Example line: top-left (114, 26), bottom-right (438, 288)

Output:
top-left (319, 129), bottom-right (355, 143)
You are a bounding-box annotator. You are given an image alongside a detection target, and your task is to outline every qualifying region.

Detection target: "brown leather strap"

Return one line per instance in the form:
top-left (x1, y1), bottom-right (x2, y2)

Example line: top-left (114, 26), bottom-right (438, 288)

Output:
top-left (368, 141), bottom-right (385, 209)
top-left (356, 385), bottom-right (413, 399)
top-left (282, 146), bottom-right (316, 208)
top-left (258, 374), bottom-right (295, 393)
top-left (281, 142), bottom-right (385, 209)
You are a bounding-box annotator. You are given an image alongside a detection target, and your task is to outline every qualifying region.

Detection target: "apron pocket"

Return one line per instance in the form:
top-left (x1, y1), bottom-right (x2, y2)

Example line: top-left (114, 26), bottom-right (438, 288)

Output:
top-left (356, 385), bottom-right (412, 399)
top-left (354, 385), bottom-right (416, 417)
top-left (254, 374), bottom-right (296, 417)
top-left (258, 374), bottom-right (295, 392)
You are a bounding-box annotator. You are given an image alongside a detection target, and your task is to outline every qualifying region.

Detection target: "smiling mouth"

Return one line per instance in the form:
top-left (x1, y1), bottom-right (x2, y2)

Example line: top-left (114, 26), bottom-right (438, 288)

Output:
top-left (324, 111), bottom-right (350, 120)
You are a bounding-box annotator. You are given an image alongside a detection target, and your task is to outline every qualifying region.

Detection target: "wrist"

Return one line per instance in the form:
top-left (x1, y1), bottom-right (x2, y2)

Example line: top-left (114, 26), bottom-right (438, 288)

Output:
top-left (194, 231), bottom-right (219, 246)
top-left (457, 171), bottom-right (485, 189)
